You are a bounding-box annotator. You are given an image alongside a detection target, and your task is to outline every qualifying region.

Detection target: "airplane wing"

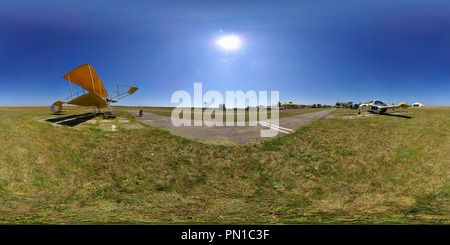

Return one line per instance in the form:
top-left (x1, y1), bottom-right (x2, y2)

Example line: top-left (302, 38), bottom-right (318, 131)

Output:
top-left (67, 92), bottom-right (109, 108)
top-left (62, 64), bottom-right (108, 98)
top-left (378, 103), bottom-right (409, 110)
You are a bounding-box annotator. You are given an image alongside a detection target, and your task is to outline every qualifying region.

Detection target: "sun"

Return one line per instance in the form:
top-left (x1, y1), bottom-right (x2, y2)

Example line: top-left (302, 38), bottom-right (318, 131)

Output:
top-left (217, 35), bottom-right (242, 50)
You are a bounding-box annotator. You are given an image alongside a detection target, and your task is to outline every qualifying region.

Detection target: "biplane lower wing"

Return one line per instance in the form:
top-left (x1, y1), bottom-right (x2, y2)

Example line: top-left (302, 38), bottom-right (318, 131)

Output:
top-left (67, 92), bottom-right (108, 108)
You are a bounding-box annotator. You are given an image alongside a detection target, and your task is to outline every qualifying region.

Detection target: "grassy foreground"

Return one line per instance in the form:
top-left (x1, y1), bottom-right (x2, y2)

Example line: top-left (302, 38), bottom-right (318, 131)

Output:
top-left (0, 106), bottom-right (448, 224)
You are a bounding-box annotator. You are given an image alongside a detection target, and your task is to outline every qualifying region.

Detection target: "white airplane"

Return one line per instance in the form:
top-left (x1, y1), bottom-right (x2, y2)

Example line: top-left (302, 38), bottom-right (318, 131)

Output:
top-left (358, 100), bottom-right (409, 115)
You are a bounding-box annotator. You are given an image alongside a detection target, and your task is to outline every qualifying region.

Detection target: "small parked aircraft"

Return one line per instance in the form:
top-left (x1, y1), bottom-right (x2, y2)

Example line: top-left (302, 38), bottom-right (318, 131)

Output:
top-left (358, 100), bottom-right (409, 115)
top-left (52, 64), bottom-right (138, 116)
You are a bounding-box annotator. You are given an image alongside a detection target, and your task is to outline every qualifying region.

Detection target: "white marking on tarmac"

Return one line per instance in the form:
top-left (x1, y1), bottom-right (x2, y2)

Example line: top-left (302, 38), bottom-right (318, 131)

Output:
top-left (257, 121), bottom-right (293, 134)
top-left (258, 121), bottom-right (293, 131)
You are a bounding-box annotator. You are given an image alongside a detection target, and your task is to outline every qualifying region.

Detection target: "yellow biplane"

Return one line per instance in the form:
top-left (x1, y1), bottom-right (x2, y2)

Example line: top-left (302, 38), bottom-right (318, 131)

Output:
top-left (51, 64), bottom-right (138, 116)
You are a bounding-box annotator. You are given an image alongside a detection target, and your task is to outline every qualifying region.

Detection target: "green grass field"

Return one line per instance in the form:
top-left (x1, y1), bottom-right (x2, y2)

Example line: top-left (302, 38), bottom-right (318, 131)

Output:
top-left (0, 106), bottom-right (448, 224)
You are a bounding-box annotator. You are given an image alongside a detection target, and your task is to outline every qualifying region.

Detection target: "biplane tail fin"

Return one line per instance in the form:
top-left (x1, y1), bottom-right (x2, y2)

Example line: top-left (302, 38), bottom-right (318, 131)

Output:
top-left (127, 87), bottom-right (139, 94)
top-left (103, 84), bottom-right (139, 102)
top-left (51, 101), bottom-right (67, 112)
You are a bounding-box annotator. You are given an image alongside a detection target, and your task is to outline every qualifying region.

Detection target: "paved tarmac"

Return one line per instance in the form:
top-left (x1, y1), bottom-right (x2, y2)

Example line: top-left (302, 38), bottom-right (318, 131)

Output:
top-left (129, 109), bottom-right (335, 144)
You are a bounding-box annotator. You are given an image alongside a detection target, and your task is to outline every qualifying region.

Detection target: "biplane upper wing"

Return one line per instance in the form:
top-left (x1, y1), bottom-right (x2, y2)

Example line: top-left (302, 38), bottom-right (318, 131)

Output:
top-left (62, 64), bottom-right (108, 98)
top-left (67, 92), bottom-right (109, 108)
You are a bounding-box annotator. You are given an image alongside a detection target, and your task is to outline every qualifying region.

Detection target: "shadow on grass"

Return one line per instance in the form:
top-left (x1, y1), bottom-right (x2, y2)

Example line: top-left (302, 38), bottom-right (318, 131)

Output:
top-left (364, 111), bottom-right (414, 119)
top-left (45, 113), bottom-right (96, 127)
top-left (381, 112), bottom-right (414, 119)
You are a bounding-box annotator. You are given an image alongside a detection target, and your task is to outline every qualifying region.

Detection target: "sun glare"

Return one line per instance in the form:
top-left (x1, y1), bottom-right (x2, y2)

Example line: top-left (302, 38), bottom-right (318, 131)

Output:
top-left (217, 35), bottom-right (242, 50)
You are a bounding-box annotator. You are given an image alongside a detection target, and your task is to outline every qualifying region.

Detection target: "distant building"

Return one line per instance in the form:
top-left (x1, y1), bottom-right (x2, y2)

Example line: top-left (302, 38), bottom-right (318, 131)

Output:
top-left (281, 102), bottom-right (296, 109)
top-left (413, 102), bottom-right (424, 107)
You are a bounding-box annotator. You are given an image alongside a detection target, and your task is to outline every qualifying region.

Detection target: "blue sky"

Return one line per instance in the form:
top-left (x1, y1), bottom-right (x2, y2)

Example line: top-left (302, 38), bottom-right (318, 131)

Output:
top-left (1, 0), bottom-right (449, 106)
